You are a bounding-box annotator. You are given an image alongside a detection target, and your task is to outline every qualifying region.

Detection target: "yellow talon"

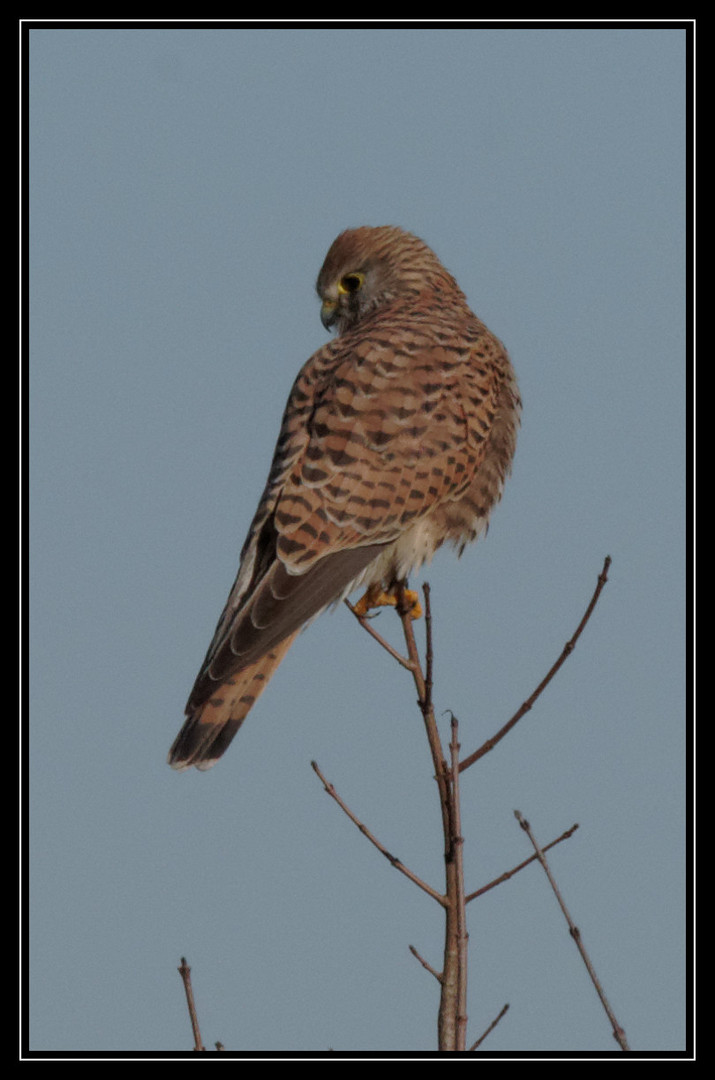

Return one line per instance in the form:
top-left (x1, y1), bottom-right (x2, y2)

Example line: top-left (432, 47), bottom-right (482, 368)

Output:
top-left (402, 589), bottom-right (423, 620)
top-left (353, 583), bottom-right (422, 620)
top-left (352, 583), bottom-right (388, 617)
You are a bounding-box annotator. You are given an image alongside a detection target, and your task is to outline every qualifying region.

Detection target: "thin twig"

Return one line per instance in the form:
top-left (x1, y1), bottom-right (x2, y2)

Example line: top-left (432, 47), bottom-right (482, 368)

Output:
top-left (449, 715), bottom-right (468, 1051)
top-left (311, 760), bottom-right (447, 906)
top-left (178, 957), bottom-right (205, 1051)
top-left (460, 556), bottom-right (612, 772)
top-left (469, 1002), bottom-right (510, 1051)
top-left (465, 823), bottom-right (580, 903)
top-left (423, 582), bottom-right (434, 702)
top-left (395, 584), bottom-right (448, 792)
top-left (514, 811), bottom-right (630, 1051)
top-left (409, 944), bottom-right (443, 983)
top-left (344, 598), bottom-right (416, 671)
top-left (395, 585), bottom-right (427, 702)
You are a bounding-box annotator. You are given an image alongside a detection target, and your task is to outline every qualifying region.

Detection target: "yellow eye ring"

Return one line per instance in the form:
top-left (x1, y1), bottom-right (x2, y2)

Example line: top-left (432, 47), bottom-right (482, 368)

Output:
top-left (338, 272), bottom-right (365, 295)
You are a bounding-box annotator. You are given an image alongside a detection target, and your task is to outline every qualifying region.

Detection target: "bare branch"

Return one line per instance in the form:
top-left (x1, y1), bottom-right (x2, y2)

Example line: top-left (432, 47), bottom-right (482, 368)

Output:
top-left (311, 760), bottom-right (447, 906)
top-left (344, 598), bottom-right (415, 671)
top-left (409, 943), bottom-right (443, 983)
top-left (395, 584), bottom-right (427, 702)
top-left (395, 584), bottom-right (449, 796)
top-left (514, 810), bottom-right (630, 1052)
top-left (178, 957), bottom-right (205, 1052)
top-left (423, 582), bottom-right (434, 701)
top-left (394, 586), bottom-right (464, 1052)
top-left (469, 1002), bottom-right (510, 1050)
top-left (460, 556), bottom-right (612, 773)
top-left (347, 578), bottom-right (470, 1049)
top-left (449, 715), bottom-right (468, 1051)
top-left (465, 823), bottom-right (580, 903)
top-left (339, 567), bottom-right (615, 1052)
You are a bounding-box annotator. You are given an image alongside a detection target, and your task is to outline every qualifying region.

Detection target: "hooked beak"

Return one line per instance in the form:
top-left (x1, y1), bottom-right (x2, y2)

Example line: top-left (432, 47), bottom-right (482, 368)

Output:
top-left (320, 297), bottom-right (338, 331)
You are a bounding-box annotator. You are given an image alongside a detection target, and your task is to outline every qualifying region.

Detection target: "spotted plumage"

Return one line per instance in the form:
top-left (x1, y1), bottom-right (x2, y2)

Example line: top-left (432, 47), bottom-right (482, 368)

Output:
top-left (169, 226), bottom-right (520, 770)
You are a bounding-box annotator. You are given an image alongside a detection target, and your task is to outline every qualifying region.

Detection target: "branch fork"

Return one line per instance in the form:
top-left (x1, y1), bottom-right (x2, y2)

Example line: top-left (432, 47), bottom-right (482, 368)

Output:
top-left (319, 556), bottom-right (615, 1051)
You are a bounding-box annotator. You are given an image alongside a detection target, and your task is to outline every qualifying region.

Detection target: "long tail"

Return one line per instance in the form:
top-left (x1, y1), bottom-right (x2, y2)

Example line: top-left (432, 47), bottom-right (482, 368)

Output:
top-left (168, 631), bottom-right (299, 771)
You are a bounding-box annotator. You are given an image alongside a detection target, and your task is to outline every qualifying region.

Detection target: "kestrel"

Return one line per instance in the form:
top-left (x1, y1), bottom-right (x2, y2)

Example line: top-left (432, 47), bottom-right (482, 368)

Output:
top-left (169, 226), bottom-right (520, 771)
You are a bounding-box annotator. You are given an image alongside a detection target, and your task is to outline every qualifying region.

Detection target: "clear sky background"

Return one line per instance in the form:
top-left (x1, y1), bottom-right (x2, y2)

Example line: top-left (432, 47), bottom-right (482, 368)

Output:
top-left (27, 24), bottom-right (688, 1056)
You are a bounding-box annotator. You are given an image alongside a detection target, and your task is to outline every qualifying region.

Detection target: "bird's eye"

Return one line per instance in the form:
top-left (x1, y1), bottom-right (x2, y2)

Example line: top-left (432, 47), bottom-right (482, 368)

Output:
top-left (338, 272), bottom-right (365, 294)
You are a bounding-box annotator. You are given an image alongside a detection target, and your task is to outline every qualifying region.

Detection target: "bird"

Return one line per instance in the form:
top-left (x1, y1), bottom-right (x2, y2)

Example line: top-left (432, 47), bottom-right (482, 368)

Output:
top-left (168, 226), bottom-right (521, 771)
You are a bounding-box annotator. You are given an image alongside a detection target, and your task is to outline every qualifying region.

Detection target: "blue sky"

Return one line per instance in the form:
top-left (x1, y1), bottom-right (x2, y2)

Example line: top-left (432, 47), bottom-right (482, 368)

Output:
top-left (27, 24), bottom-right (688, 1056)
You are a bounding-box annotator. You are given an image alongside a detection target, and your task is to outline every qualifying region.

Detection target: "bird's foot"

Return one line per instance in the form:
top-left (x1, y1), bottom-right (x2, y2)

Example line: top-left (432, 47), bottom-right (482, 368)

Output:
top-left (352, 582), bottom-right (423, 620)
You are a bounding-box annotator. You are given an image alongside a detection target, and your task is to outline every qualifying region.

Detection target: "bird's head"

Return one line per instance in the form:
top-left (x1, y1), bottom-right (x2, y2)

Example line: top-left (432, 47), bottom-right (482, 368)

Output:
top-left (316, 225), bottom-right (459, 335)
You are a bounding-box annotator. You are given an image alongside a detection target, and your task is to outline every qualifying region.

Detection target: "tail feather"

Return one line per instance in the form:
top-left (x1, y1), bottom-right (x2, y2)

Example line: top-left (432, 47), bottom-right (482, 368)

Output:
top-left (168, 631), bottom-right (299, 771)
